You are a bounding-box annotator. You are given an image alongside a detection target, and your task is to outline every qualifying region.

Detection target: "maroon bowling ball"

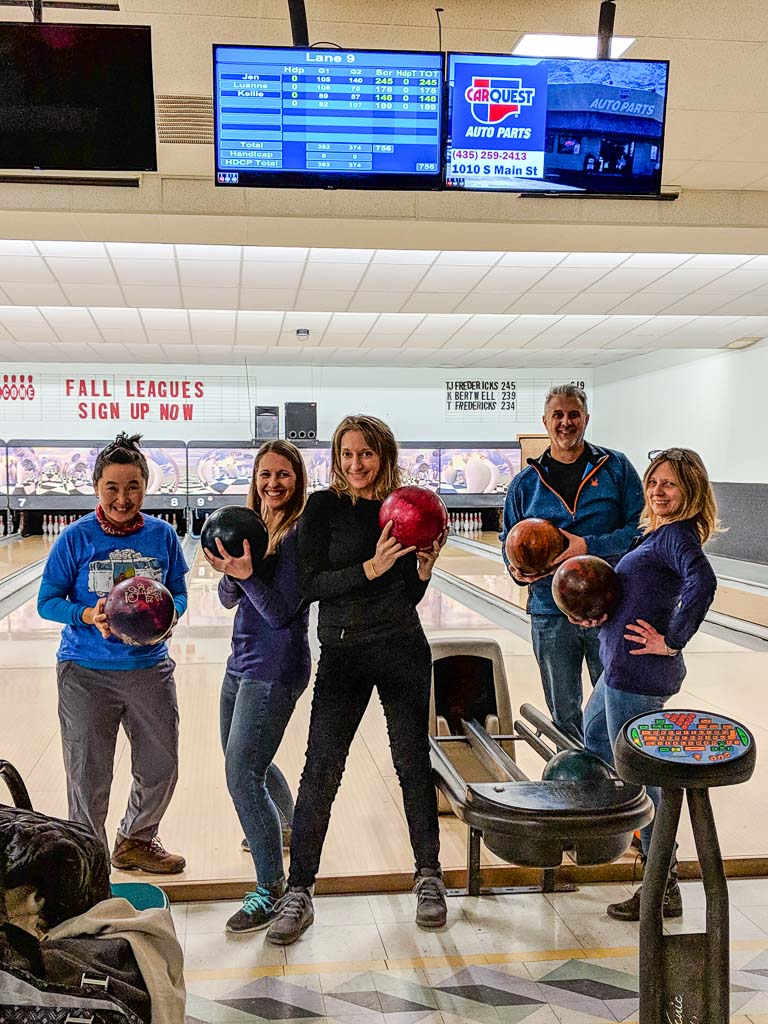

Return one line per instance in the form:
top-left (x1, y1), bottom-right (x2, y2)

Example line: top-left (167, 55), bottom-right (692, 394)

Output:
top-left (551, 555), bottom-right (621, 622)
top-left (200, 505), bottom-right (269, 561)
top-left (379, 486), bottom-right (448, 551)
top-left (505, 517), bottom-right (566, 576)
top-left (104, 576), bottom-right (176, 646)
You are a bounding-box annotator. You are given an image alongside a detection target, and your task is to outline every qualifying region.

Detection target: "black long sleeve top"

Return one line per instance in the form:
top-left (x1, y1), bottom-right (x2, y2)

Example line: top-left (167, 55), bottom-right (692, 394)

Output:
top-left (297, 488), bottom-right (429, 647)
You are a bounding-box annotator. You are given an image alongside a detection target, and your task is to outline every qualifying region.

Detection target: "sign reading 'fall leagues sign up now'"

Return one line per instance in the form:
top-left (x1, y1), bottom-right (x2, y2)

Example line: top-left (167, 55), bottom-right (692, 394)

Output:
top-left (0, 372), bottom-right (254, 423)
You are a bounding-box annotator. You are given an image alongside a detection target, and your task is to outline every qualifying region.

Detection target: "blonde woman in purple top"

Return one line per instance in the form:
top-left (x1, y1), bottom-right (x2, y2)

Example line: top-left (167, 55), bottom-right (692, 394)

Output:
top-left (204, 440), bottom-right (310, 934)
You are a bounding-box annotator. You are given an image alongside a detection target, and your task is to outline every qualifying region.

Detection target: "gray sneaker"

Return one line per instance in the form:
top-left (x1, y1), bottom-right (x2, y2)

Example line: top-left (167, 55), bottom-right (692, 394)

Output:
top-left (265, 887), bottom-right (314, 945)
top-left (414, 869), bottom-right (447, 929)
top-left (226, 881), bottom-right (286, 934)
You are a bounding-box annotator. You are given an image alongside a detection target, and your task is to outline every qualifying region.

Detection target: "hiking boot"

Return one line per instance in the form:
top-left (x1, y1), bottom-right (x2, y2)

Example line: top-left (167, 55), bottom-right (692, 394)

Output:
top-left (607, 879), bottom-right (683, 921)
top-left (241, 824), bottom-right (292, 853)
top-left (226, 880), bottom-right (286, 934)
top-left (265, 887), bottom-right (314, 945)
top-left (413, 868), bottom-right (447, 929)
top-left (111, 834), bottom-right (186, 875)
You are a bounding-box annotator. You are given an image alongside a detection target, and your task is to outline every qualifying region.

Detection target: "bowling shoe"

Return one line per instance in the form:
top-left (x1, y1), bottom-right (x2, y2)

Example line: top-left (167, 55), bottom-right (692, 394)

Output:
top-left (607, 879), bottom-right (683, 921)
top-left (265, 887), bottom-right (314, 945)
top-left (413, 868), bottom-right (448, 928)
top-left (226, 879), bottom-right (286, 933)
top-left (111, 834), bottom-right (186, 874)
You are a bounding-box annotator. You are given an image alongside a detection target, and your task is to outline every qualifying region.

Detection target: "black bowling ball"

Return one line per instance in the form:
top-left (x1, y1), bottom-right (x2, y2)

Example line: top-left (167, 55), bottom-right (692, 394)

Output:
top-left (200, 505), bottom-right (269, 563)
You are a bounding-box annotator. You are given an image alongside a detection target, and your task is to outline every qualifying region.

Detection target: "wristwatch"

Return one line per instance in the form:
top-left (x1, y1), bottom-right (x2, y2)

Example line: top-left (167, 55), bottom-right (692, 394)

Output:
top-left (664, 641), bottom-right (680, 657)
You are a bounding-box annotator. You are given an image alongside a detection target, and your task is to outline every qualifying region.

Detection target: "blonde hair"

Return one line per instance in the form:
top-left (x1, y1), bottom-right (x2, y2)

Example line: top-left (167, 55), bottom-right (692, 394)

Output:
top-left (640, 448), bottom-right (720, 543)
top-left (329, 414), bottom-right (402, 503)
top-left (247, 440), bottom-right (307, 553)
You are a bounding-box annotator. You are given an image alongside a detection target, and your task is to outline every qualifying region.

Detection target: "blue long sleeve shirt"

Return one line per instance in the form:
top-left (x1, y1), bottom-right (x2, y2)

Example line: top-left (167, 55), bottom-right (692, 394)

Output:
top-left (218, 525), bottom-right (310, 687)
top-left (599, 519), bottom-right (717, 696)
top-left (501, 442), bottom-right (644, 616)
top-left (38, 511), bottom-right (188, 669)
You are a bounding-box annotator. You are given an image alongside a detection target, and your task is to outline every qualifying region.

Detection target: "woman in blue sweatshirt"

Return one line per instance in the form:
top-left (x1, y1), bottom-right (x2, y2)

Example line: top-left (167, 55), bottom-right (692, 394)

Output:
top-left (204, 439), bottom-right (310, 934)
top-left (581, 448), bottom-right (718, 921)
top-left (38, 432), bottom-right (188, 874)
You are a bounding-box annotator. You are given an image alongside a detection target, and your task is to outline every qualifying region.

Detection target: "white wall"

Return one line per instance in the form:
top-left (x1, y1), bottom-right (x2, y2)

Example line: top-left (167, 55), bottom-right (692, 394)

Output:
top-left (594, 343), bottom-right (768, 483)
top-left (0, 362), bottom-right (593, 444)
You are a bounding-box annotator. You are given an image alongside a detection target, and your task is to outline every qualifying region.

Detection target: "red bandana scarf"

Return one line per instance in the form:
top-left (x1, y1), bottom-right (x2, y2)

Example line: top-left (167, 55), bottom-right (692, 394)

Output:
top-left (95, 503), bottom-right (144, 537)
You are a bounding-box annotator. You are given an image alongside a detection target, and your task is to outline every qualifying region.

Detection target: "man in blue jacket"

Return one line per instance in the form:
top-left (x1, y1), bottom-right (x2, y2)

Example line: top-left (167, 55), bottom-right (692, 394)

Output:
top-left (501, 385), bottom-right (643, 742)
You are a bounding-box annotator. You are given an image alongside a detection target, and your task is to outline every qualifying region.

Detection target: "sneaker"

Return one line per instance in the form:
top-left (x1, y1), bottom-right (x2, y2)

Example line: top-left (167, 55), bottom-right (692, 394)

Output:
top-left (413, 869), bottom-right (447, 929)
top-left (265, 887), bottom-right (314, 945)
top-left (607, 880), bottom-right (683, 921)
top-left (226, 881), bottom-right (286, 934)
top-left (111, 834), bottom-right (186, 875)
top-left (241, 824), bottom-right (292, 853)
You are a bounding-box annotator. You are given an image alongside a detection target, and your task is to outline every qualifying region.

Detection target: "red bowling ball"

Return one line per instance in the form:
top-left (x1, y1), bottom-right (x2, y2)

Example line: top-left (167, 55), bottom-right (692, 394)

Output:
top-left (379, 486), bottom-right (448, 551)
top-left (551, 555), bottom-right (621, 622)
top-left (104, 576), bottom-right (176, 646)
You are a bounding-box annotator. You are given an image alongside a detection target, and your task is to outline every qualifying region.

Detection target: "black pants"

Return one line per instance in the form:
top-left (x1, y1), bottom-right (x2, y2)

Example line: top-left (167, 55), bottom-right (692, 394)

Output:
top-left (288, 631), bottom-right (440, 889)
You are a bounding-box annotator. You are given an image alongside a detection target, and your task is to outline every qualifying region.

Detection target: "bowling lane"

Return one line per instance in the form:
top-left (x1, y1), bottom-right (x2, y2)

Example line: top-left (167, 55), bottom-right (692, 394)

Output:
top-left (0, 534), bottom-right (55, 583)
top-left (3, 540), bottom-right (768, 897)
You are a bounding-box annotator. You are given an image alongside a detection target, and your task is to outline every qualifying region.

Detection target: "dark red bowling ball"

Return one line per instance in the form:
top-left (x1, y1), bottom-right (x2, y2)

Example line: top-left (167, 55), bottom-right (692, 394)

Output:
top-left (104, 576), bottom-right (175, 646)
top-left (551, 555), bottom-right (621, 622)
top-left (379, 486), bottom-right (448, 551)
top-left (505, 518), bottom-right (566, 576)
top-left (200, 505), bottom-right (269, 562)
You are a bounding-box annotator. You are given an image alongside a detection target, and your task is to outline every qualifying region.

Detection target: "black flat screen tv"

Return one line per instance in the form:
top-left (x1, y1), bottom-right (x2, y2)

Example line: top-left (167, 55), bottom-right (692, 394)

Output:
top-left (0, 23), bottom-right (157, 172)
top-left (213, 45), bottom-right (444, 189)
top-left (445, 53), bottom-right (669, 195)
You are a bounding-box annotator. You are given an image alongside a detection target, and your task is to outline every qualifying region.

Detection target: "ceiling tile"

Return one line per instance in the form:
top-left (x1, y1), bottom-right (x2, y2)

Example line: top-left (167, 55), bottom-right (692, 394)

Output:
top-left (434, 251), bottom-right (503, 266)
top-left (308, 248), bottom-right (373, 264)
top-left (36, 241), bottom-right (107, 258)
top-left (497, 252), bottom-right (567, 267)
top-left (240, 289), bottom-right (298, 309)
top-left (61, 286), bottom-right (126, 307)
top-left (347, 291), bottom-right (410, 312)
top-left (3, 283), bottom-right (69, 305)
top-left (371, 250), bottom-right (437, 265)
top-left (507, 293), bottom-right (576, 313)
top-left (90, 308), bottom-right (144, 329)
top-left (181, 287), bottom-right (240, 309)
top-left (589, 268), bottom-right (667, 292)
top-left (113, 259), bottom-right (179, 286)
top-left (416, 266), bottom-right (490, 292)
top-left (240, 262), bottom-right (304, 289)
top-left (236, 311), bottom-right (284, 331)
top-left (644, 268), bottom-right (729, 292)
top-left (178, 261), bottom-right (240, 287)
top-left (122, 286), bottom-right (183, 307)
top-left (242, 246), bottom-right (308, 262)
top-left (175, 245), bottom-right (241, 260)
top-left (0, 257), bottom-right (55, 283)
top-left (45, 258), bottom-right (118, 285)
top-left (558, 252), bottom-right (630, 268)
top-left (105, 243), bottom-right (175, 260)
top-left (357, 264), bottom-right (429, 290)
top-left (618, 253), bottom-right (694, 269)
top-left (293, 291), bottom-right (354, 312)
top-left (454, 293), bottom-right (518, 313)
top-left (527, 267), bottom-right (613, 292)
top-left (300, 263), bottom-right (368, 290)
top-left (400, 292), bottom-right (461, 313)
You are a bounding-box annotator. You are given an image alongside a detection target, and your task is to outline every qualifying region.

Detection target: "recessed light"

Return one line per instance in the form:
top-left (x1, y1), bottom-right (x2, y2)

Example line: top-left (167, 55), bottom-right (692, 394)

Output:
top-left (725, 336), bottom-right (763, 350)
top-left (512, 34), bottom-right (636, 59)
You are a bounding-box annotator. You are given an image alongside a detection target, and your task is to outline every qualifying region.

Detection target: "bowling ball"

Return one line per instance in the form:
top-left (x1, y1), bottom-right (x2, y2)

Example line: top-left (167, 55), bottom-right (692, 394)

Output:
top-left (379, 486), bottom-right (448, 550)
top-left (551, 554), bottom-right (621, 622)
top-left (200, 505), bottom-right (269, 562)
top-left (104, 576), bottom-right (175, 646)
top-left (542, 748), bottom-right (615, 782)
top-left (505, 518), bottom-right (566, 576)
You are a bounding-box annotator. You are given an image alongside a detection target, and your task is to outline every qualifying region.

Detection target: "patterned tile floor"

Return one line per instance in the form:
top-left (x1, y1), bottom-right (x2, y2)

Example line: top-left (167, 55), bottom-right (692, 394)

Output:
top-left (176, 880), bottom-right (768, 1024)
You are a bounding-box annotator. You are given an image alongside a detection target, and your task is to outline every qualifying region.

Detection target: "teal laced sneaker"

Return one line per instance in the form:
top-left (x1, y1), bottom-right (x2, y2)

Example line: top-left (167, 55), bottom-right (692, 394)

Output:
top-left (226, 881), bottom-right (285, 933)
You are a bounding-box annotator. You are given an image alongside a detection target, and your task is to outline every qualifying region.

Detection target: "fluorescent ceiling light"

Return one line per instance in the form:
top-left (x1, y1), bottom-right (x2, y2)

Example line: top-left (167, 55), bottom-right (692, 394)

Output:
top-left (725, 336), bottom-right (764, 350)
top-left (513, 34), bottom-right (636, 59)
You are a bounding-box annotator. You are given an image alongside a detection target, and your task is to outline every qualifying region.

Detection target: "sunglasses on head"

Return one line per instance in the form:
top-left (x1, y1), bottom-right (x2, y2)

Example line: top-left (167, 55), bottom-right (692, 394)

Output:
top-left (647, 448), bottom-right (693, 463)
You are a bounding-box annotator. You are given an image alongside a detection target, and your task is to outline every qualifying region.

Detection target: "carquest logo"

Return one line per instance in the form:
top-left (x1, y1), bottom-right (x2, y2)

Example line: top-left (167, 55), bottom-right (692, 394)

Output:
top-left (464, 76), bottom-right (536, 124)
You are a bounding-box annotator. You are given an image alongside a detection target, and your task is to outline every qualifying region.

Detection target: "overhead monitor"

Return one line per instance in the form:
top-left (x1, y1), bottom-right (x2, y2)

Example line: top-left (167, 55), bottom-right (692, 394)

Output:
top-left (140, 444), bottom-right (186, 511)
top-left (445, 53), bottom-right (668, 194)
top-left (439, 446), bottom-right (522, 502)
top-left (7, 443), bottom-right (101, 509)
top-left (398, 448), bottom-right (441, 491)
top-left (213, 45), bottom-right (444, 189)
top-left (186, 445), bottom-right (257, 509)
top-left (0, 23), bottom-right (157, 172)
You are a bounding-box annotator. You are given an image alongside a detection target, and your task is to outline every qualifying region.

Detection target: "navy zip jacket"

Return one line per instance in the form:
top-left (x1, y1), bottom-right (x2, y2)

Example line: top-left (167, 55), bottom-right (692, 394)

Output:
top-left (501, 442), bottom-right (643, 616)
top-left (600, 519), bottom-right (717, 696)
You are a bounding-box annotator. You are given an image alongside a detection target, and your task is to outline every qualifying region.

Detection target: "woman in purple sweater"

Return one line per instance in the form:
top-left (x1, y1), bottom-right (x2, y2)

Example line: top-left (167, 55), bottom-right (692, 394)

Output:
top-left (204, 440), bottom-right (310, 934)
top-left (582, 448), bottom-right (718, 921)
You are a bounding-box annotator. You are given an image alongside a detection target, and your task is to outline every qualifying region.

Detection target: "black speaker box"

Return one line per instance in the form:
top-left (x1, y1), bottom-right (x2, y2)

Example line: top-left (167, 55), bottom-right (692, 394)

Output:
top-left (285, 402), bottom-right (317, 441)
top-left (254, 405), bottom-right (279, 441)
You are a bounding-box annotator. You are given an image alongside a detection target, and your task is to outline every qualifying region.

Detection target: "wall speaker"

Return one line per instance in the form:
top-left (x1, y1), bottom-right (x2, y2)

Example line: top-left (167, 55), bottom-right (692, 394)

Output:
top-left (254, 405), bottom-right (279, 441)
top-left (285, 401), bottom-right (317, 440)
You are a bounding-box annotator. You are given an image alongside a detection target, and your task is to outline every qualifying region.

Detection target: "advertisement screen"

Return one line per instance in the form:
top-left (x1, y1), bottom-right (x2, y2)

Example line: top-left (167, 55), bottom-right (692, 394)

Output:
top-left (439, 447), bottom-right (522, 496)
top-left (186, 447), bottom-right (256, 507)
top-left (141, 446), bottom-right (186, 510)
top-left (398, 448), bottom-right (441, 491)
top-left (8, 445), bottom-right (100, 509)
top-left (445, 54), bottom-right (668, 194)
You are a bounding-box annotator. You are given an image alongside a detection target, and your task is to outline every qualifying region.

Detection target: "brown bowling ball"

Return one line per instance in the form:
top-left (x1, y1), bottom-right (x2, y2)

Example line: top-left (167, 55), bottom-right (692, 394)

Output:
top-left (551, 555), bottom-right (621, 622)
top-left (505, 517), bottom-right (566, 576)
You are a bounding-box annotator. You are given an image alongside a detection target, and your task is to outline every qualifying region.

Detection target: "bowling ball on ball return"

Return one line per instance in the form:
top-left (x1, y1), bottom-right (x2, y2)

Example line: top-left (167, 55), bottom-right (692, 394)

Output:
top-left (378, 485), bottom-right (448, 551)
top-left (542, 748), bottom-right (615, 782)
top-left (200, 505), bottom-right (269, 562)
top-left (551, 554), bottom-right (621, 622)
top-left (104, 576), bottom-right (175, 646)
top-left (505, 518), bottom-right (566, 576)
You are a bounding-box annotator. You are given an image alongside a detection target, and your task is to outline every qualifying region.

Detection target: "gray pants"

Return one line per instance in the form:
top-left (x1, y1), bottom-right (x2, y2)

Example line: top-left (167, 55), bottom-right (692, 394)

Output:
top-left (57, 658), bottom-right (179, 853)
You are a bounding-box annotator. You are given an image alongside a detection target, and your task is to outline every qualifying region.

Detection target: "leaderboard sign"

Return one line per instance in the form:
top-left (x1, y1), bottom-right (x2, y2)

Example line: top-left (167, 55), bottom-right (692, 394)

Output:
top-left (213, 46), bottom-right (444, 189)
top-left (445, 53), bottom-right (668, 194)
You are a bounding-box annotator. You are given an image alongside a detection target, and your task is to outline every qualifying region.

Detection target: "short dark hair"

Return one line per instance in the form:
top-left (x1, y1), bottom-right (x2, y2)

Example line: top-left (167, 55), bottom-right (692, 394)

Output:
top-left (543, 384), bottom-right (589, 415)
top-left (93, 432), bottom-right (149, 486)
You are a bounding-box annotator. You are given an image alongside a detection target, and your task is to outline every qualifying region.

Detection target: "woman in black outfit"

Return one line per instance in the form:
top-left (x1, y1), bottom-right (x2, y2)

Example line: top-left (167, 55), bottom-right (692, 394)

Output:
top-left (266, 414), bottom-right (445, 945)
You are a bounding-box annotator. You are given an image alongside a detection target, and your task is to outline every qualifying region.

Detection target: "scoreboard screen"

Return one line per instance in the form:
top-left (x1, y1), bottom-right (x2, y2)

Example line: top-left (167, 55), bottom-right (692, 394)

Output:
top-left (213, 46), bottom-right (444, 190)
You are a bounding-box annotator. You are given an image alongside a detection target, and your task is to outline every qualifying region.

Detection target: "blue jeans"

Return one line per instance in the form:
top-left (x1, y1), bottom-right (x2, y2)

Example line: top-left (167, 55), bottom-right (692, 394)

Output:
top-left (584, 673), bottom-right (668, 855)
top-left (530, 614), bottom-right (603, 743)
top-left (220, 672), bottom-right (307, 887)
